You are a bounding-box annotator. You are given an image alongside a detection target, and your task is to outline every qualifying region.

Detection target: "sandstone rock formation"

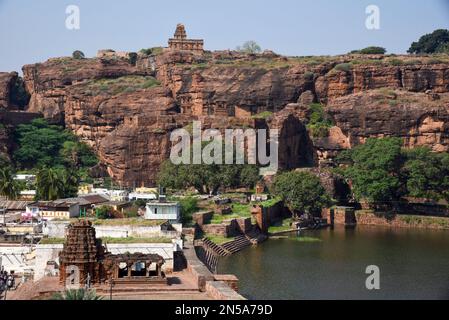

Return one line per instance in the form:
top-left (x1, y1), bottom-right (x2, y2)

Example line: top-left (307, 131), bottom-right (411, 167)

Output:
top-left (0, 49), bottom-right (448, 186)
top-left (0, 72), bottom-right (17, 109)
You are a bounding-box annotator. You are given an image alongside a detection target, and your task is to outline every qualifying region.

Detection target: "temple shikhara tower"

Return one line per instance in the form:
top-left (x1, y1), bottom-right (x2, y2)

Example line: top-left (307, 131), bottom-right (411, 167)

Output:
top-left (168, 23), bottom-right (204, 53)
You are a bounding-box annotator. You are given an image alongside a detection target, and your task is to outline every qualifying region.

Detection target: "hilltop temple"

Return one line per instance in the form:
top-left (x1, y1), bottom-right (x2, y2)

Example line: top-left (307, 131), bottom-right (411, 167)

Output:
top-left (168, 24), bottom-right (204, 53)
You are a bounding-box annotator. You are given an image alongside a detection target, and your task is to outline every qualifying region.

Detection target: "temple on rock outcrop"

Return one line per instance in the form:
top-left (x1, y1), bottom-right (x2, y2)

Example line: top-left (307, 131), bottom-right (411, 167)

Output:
top-left (168, 24), bottom-right (204, 53)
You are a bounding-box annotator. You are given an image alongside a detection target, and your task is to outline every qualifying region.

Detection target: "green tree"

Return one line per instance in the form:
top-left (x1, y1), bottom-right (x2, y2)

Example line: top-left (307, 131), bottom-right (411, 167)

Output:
top-left (51, 289), bottom-right (102, 300)
top-left (237, 41), bottom-right (262, 54)
top-left (272, 171), bottom-right (330, 219)
top-left (36, 168), bottom-right (67, 200)
top-left (72, 50), bottom-right (85, 59)
top-left (13, 118), bottom-right (97, 173)
top-left (337, 137), bottom-right (404, 203)
top-left (239, 165), bottom-right (260, 189)
top-left (402, 147), bottom-right (449, 201)
top-left (408, 29), bottom-right (449, 54)
top-left (0, 167), bottom-right (20, 200)
top-left (179, 196), bottom-right (199, 225)
top-left (158, 161), bottom-right (260, 194)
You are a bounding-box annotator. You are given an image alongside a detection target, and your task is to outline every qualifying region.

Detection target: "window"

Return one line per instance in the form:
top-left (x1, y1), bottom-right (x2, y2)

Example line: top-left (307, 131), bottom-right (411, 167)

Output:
top-left (154, 207), bottom-right (158, 214)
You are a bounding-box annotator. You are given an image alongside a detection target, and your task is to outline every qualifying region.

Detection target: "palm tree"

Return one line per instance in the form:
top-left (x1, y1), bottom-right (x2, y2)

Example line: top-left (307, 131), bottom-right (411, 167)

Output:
top-left (36, 168), bottom-right (65, 200)
top-left (0, 167), bottom-right (20, 200)
top-left (51, 288), bottom-right (102, 300)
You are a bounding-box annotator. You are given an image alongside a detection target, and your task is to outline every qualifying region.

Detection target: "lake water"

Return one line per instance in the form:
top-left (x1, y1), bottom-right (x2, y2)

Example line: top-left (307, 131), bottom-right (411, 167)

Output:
top-left (218, 226), bottom-right (449, 300)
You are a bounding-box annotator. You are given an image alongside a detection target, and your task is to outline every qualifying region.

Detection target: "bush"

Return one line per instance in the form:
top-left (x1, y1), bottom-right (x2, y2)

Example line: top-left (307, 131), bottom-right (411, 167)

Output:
top-left (303, 71), bottom-right (315, 81)
top-left (72, 50), bottom-right (85, 59)
top-left (388, 58), bottom-right (403, 66)
top-left (95, 206), bottom-right (114, 219)
top-left (334, 63), bottom-right (352, 72)
top-left (307, 103), bottom-right (333, 137)
top-left (353, 46), bottom-right (387, 55)
top-left (128, 52), bottom-right (138, 66)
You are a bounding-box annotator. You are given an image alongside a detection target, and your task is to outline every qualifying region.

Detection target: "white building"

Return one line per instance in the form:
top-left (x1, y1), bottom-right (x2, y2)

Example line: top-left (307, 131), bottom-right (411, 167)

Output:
top-left (145, 200), bottom-right (180, 222)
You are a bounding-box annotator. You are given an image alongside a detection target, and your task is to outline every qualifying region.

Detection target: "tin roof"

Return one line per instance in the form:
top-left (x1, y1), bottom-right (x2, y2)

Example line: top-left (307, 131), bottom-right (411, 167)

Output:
top-left (0, 200), bottom-right (32, 211)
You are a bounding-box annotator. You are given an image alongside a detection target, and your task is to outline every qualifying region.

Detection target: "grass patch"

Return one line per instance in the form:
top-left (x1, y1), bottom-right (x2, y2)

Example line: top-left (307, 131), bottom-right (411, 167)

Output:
top-left (101, 237), bottom-right (172, 244)
top-left (39, 238), bottom-right (65, 244)
top-left (268, 218), bottom-right (294, 234)
top-left (139, 47), bottom-right (164, 56)
top-left (80, 75), bottom-right (160, 96)
top-left (252, 111), bottom-right (273, 119)
top-left (204, 234), bottom-right (233, 245)
top-left (259, 197), bottom-right (282, 208)
top-left (230, 203), bottom-right (252, 217)
top-left (91, 218), bottom-right (167, 227)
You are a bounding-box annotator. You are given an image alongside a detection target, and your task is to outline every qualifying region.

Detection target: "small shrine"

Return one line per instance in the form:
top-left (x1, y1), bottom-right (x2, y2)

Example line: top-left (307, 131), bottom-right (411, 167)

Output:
top-left (168, 23), bottom-right (204, 53)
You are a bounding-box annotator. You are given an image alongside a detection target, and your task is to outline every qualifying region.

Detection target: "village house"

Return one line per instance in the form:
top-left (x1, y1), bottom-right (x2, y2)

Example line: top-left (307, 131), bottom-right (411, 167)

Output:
top-left (145, 197), bottom-right (181, 223)
top-left (26, 201), bottom-right (80, 220)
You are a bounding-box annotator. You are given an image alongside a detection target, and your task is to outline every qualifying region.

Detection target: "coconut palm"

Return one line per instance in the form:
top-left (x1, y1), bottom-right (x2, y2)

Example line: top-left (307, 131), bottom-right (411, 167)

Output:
top-left (51, 288), bottom-right (102, 300)
top-left (0, 167), bottom-right (20, 200)
top-left (36, 167), bottom-right (65, 200)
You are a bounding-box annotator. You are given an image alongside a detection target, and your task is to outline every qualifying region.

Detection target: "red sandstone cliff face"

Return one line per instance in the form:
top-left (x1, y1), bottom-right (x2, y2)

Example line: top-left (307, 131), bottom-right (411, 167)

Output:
top-left (0, 72), bottom-right (18, 109)
top-left (327, 90), bottom-right (449, 152)
top-left (1, 51), bottom-right (446, 186)
top-left (315, 64), bottom-right (449, 102)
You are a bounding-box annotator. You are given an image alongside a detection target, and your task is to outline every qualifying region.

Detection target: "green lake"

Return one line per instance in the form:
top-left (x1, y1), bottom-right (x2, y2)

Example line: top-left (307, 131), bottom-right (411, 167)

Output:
top-left (218, 225), bottom-right (449, 300)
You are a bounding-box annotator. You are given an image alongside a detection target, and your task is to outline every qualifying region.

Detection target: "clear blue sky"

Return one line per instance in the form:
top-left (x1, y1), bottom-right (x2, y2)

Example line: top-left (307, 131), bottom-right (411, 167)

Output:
top-left (1, 0), bottom-right (449, 73)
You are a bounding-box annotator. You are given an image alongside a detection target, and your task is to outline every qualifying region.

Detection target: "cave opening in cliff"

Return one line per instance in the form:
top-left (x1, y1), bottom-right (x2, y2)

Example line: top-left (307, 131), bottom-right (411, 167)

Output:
top-left (277, 115), bottom-right (315, 170)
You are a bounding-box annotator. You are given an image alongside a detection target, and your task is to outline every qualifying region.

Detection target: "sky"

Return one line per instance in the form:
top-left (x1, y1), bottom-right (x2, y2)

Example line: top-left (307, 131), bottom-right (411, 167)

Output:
top-left (0, 0), bottom-right (449, 73)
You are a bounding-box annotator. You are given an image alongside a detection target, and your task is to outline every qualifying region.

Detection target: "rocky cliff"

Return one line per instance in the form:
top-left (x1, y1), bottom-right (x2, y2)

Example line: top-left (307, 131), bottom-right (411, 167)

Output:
top-left (1, 49), bottom-right (448, 186)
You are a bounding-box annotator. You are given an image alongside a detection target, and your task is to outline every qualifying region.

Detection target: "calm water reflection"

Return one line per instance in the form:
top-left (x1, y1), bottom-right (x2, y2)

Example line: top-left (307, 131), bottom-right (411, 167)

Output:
top-left (218, 226), bottom-right (449, 300)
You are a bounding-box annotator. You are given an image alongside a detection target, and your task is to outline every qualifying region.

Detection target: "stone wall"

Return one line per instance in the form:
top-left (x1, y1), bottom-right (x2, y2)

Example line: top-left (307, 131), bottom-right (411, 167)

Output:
top-left (323, 207), bottom-right (356, 227)
top-left (192, 211), bottom-right (214, 226)
top-left (205, 281), bottom-right (245, 300)
top-left (44, 220), bottom-right (181, 239)
top-left (251, 201), bottom-right (286, 233)
top-left (355, 211), bottom-right (449, 230)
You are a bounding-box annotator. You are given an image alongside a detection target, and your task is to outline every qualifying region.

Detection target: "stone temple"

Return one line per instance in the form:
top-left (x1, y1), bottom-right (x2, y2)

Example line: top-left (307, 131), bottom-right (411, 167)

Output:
top-left (168, 24), bottom-right (204, 53)
top-left (59, 220), bottom-right (167, 287)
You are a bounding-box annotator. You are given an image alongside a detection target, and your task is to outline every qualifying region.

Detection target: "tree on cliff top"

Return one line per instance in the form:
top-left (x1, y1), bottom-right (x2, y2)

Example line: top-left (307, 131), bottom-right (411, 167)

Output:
top-left (271, 171), bottom-right (330, 219)
top-left (408, 29), bottom-right (449, 54)
top-left (351, 46), bottom-right (386, 54)
top-left (72, 50), bottom-right (85, 59)
top-left (236, 41), bottom-right (262, 54)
